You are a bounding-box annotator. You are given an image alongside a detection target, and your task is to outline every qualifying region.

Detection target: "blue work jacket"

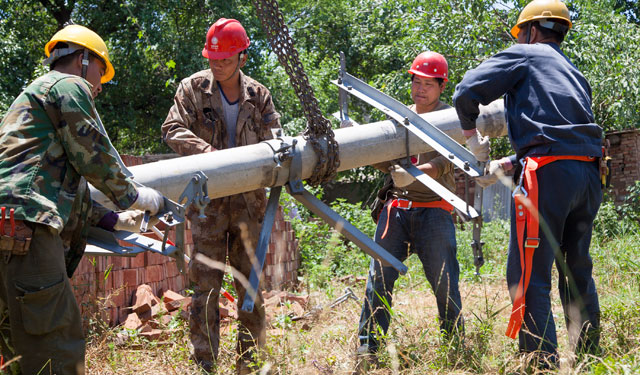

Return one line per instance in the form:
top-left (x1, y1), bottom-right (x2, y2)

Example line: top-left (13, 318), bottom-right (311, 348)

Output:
top-left (453, 42), bottom-right (602, 160)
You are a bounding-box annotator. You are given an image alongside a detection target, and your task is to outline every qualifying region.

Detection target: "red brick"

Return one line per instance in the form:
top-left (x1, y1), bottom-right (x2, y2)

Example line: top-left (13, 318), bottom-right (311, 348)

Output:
top-left (112, 269), bottom-right (125, 288)
top-left (146, 265), bottom-right (162, 283)
top-left (165, 261), bottom-right (178, 277)
top-left (148, 252), bottom-right (164, 266)
top-left (110, 287), bottom-right (127, 308)
top-left (130, 253), bottom-right (146, 268)
top-left (123, 269), bottom-right (138, 287)
top-left (158, 279), bottom-right (168, 295)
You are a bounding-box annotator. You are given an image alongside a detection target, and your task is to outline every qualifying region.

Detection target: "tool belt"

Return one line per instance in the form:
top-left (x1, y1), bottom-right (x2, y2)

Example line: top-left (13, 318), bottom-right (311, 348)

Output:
top-left (0, 207), bottom-right (33, 256)
top-left (505, 155), bottom-right (595, 339)
top-left (380, 198), bottom-right (454, 239)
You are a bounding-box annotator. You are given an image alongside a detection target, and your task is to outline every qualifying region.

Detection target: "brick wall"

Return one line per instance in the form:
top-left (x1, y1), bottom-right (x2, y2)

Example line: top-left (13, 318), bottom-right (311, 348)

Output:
top-left (70, 154), bottom-right (299, 325)
top-left (606, 129), bottom-right (640, 205)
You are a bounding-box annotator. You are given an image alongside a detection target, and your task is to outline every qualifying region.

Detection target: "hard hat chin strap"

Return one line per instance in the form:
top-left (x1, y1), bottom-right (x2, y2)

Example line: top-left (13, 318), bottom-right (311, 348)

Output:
top-left (81, 49), bottom-right (90, 79)
top-left (526, 22), bottom-right (532, 44)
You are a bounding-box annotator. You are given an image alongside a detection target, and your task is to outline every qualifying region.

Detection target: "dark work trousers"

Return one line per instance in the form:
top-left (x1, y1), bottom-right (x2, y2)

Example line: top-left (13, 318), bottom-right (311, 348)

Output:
top-left (506, 159), bottom-right (602, 359)
top-left (188, 194), bottom-right (266, 370)
top-left (0, 224), bottom-right (85, 375)
top-left (358, 205), bottom-right (463, 352)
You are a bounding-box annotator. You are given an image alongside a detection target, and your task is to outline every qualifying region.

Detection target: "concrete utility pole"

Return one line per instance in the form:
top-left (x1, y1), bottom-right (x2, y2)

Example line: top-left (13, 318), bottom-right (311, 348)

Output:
top-left (90, 100), bottom-right (506, 208)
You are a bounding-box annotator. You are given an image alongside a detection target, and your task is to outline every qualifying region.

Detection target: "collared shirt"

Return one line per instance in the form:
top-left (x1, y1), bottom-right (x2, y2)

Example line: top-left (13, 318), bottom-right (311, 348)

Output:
top-left (0, 71), bottom-right (138, 233)
top-left (453, 42), bottom-right (602, 160)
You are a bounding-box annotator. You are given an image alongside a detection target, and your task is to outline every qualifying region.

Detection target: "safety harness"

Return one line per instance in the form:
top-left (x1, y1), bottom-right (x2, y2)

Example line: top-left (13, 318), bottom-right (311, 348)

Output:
top-left (380, 198), bottom-right (454, 239)
top-left (505, 155), bottom-right (595, 339)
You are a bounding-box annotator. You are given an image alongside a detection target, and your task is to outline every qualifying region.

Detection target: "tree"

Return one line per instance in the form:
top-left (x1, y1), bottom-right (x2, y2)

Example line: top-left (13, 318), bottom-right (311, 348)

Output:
top-left (1, 0), bottom-right (639, 156)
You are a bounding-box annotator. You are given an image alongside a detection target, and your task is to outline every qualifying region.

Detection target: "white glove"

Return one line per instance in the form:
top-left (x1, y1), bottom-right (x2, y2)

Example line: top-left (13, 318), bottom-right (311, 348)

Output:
top-left (130, 186), bottom-right (164, 215)
top-left (389, 165), bottom-right (415, 188)
top-left (465, 131), bottom-right (491, 162)
top-left (475, 160), bottom-right (504, 188)
top-left (113, 210), bottom-right (159, 232)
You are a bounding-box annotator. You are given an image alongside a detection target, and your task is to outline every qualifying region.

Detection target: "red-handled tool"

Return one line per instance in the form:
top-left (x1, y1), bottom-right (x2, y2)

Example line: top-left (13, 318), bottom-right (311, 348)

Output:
top-left (221, 288), bottom-right (235, 303)
top-left (0, 207), bottom-right (5, 236)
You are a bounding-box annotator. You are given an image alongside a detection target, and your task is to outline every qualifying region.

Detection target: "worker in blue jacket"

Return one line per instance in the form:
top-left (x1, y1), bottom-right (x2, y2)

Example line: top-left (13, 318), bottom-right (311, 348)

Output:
top-left (452, 0), bottom-right (602, 367)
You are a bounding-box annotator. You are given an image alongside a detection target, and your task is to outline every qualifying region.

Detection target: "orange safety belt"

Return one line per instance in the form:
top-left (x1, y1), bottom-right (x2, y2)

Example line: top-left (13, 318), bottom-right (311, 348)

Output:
top-left (380, 198), bottom-right (454, 239)
top-left (505, 155), bottom-right (595, 339)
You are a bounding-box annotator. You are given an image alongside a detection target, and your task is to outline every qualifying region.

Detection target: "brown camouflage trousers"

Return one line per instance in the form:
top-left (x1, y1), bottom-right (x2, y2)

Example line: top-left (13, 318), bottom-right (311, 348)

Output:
top-left (0, 224), bottom-right (84, 375)
top-left (188, 193), bottom-right (266, 371)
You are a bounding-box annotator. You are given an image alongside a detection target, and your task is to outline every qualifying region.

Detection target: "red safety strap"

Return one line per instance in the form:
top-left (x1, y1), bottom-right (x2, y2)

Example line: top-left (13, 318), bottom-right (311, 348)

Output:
top-left (505, 155), bottom-right (595, 339)
top-left (380, 199), bottom-right (454, 239)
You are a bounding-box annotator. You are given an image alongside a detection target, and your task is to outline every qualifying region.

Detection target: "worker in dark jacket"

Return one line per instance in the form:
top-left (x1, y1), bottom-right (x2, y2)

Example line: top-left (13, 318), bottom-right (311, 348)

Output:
top-left (453, 0), bottom-right (602, 367)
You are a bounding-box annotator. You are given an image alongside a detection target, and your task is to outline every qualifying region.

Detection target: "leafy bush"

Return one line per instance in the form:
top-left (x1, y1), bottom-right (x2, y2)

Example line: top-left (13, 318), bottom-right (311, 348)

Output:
top-left (619, 181), bottom-right (640, 225)
top-left (593, 183), bottom-right (640, 240)
top-left (281, 189), bottom-right (373, 289)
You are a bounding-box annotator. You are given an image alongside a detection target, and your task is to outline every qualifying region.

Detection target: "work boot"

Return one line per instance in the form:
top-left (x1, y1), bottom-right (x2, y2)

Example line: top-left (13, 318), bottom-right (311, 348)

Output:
top-left (354, 344), bottom-right (377, 374)
top-left (190, 355), bottom-right (214, 374)
top-left (237, 359), bottom-right (265, 375)
top-left (196, 360), bottom-right (214, 374)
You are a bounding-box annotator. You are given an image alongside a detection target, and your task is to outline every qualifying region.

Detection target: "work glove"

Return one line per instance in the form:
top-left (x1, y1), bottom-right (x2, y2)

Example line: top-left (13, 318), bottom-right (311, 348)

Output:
top-left (389, 165), bottom-right (415, 188)
top-left (465, 131), bottom-right (491, 162)
top-left (113, 210), bottom-right (159, 232)
top-left (475, 160), bottom-right (505, 188)
top-left (130, 186), bottom-right (164, 215)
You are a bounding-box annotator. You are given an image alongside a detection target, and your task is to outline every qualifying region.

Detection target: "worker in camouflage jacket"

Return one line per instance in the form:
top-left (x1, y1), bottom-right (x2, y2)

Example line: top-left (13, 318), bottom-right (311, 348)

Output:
top-left (0, 25), bottom-right (164, 375)
top-left (161, 18), bottom-right (281, 374)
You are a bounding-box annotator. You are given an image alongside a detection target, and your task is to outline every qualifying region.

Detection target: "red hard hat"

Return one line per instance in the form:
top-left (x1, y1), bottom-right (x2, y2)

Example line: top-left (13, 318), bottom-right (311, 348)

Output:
top-left (202, 18), bottom-right (250, 60)
top-left (408, 51), bottom-right (448, 81)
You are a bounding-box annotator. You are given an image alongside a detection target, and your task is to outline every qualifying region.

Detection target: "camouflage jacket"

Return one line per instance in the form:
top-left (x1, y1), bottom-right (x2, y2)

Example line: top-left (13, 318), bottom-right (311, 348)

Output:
top-left (162, 70), bottom-right (281, 218)
top-left (0, 70), bottom-right (138, 234)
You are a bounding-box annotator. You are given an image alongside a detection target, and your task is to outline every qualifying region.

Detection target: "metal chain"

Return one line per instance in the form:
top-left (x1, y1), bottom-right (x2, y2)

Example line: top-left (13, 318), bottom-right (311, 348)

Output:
top-left (252, 0), bottom-right (340, 186)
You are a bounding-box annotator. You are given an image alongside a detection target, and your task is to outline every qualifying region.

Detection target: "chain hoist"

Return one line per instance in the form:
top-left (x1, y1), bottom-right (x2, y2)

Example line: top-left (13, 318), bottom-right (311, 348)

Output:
top-left (252, 0), bottom-right (340, 185)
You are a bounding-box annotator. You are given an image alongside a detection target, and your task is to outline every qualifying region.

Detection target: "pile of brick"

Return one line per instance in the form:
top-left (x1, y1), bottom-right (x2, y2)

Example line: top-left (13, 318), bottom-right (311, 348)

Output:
top-left (118, 284), bottom-right (312, 341)
top-left (121, 284), bottom-right (191, 340)
top-left (263, 290), bottom-right (310, 326)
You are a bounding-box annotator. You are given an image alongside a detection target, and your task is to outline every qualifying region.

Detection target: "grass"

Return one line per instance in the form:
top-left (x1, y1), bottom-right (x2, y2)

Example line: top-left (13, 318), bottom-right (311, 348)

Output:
top-left (85, 218), bottom-right (640, 374)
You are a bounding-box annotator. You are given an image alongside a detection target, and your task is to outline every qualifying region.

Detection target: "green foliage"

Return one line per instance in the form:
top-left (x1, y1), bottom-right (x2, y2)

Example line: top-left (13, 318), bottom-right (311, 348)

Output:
top-left (619, 180), bottom-right (640, 224)
top-left (456, 218), bottom-right (510, 279)
top-left (593, 183), bottom-right (640, 240)
top-left (565, 0), bottom-right (640, 132)
top-left (2, 0), bottom-right (640, 163)
top-left (281, 189), bottom-right (372, 289)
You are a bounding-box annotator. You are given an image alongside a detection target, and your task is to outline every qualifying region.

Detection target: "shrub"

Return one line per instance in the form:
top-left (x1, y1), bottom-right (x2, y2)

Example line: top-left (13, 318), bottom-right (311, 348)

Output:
top-left (281, 190), bottom-right (373, 289)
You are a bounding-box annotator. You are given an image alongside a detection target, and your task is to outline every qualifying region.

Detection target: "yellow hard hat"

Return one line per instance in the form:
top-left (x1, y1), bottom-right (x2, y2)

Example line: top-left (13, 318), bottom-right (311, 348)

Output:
top-left (44, 24), bottom-right (115, 83)
top-left (510, 0), bottom-right (572, 38)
